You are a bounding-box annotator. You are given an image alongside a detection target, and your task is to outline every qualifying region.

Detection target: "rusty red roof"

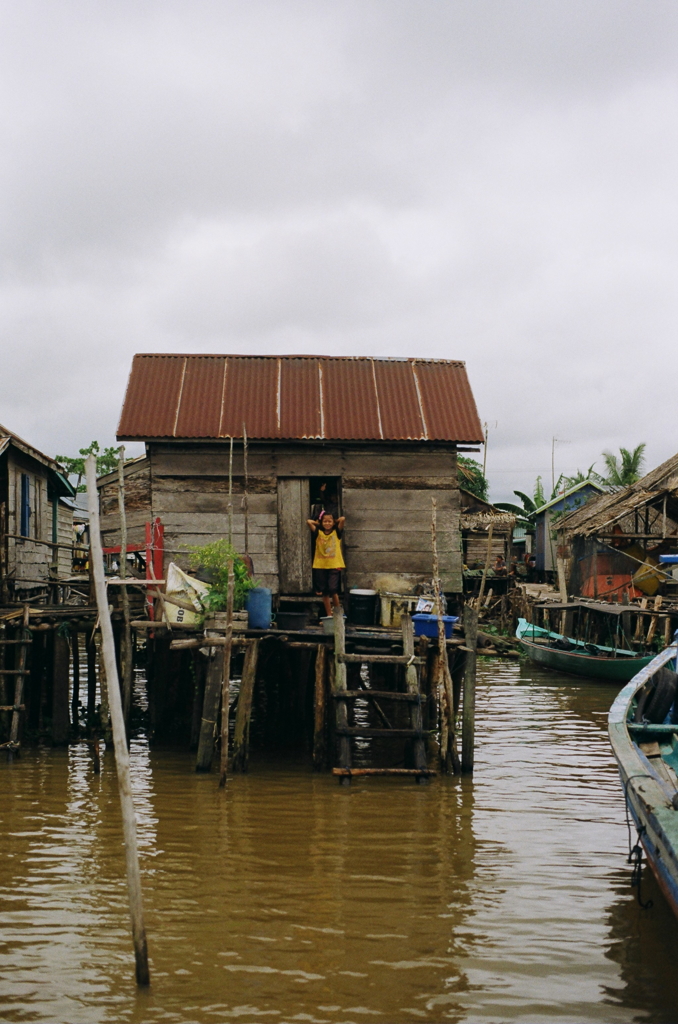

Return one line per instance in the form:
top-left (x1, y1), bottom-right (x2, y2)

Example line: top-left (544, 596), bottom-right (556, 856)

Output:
top-left (117, 354), bottom-right (483, 443)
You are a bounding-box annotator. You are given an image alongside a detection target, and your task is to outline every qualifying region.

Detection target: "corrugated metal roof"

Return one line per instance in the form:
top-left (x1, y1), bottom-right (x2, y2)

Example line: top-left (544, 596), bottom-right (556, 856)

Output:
top-left (117, 354), bottom-right (483, 443)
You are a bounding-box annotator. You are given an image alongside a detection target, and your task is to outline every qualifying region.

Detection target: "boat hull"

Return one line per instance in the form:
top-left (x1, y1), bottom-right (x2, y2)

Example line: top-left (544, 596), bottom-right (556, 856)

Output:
top-left (609, 647), bottom-right (678, 922)
top-left (518, 635), bottom-right (653, 682)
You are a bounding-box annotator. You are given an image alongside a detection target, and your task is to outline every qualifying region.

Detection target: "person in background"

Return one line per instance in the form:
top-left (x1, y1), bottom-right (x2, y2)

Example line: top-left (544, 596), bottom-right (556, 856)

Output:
top-left (493, 553), bottom-right (507, 576)
top-left (307, 510), bottom-right (346, 616)
top-left (310, 480), bottom-right (339, 524)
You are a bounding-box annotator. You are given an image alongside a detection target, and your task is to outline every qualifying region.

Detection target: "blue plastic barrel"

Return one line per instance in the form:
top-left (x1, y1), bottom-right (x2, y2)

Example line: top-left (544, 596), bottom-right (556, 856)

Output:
top-left (246, 587), bottom-right (272, 629)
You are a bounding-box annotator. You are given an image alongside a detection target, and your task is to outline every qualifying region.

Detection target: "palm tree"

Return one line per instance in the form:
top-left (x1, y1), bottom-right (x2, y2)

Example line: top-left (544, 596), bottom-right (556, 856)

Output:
top-left (601, 444), bottom-right (646, 488)
top-left (495, 476), bottom-right (547, 528)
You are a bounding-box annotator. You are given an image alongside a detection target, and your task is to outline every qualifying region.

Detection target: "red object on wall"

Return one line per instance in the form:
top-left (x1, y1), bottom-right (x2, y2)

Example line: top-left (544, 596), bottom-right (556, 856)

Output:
top-left (145, 518), bottom-right (164, 615)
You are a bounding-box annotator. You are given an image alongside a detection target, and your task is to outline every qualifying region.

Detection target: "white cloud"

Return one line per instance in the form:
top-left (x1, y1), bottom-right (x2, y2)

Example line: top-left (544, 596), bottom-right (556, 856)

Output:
top-left (0, 0), bottom-right (676, 498)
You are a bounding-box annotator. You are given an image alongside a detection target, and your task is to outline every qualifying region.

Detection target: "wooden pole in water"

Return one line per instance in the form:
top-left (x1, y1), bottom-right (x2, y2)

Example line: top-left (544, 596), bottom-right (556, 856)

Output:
top-left (461, 602), bottom-right (478, 773)
top-left (231, 637), bottom-right (260, 773)
top-left (8, 604), bottom-right (30, 760)
top-left (196, 642), bottom-right (224, 772)
top-left (85, 455), bottom-right (150, 987)
top-left (312, 644), bottom-right (327, 770)
top-left (218, 562), bottom-right (234, 787)
top-left (71, 631), bottom-right (80, 736)
top-left (431, 498), bottom-right (458, 772)
top-left (333, 606), bottom-right (351, 782)
top-left (118, 447), bottom-right (133, 724)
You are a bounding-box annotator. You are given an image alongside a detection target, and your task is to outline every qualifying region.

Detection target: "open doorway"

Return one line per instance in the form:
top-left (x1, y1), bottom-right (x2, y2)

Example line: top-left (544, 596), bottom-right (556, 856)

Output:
top-left (309, 477), bottom-right (342, 522)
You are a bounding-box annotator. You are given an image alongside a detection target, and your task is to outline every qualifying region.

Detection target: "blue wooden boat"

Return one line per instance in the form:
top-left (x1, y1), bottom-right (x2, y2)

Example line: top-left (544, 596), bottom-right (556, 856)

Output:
top-left (609, 642), bottom-right (678, 920)
top-left (516, 618), bottom-right (654, 682)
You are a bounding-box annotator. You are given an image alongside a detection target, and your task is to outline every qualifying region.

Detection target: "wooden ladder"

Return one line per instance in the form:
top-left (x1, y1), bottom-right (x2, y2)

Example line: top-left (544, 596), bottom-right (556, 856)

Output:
top-left (0, 605), bottom-right (32, 758)
top-left (331, 606), bottom-right (432, 783)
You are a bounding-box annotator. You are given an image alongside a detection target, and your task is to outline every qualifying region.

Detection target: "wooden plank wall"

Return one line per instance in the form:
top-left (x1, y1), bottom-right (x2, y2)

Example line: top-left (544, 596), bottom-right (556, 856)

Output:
top-left (464, 533), bottom-right (507, 567)
top-left (99, 459), bottom-right (152, 552)
top-left (145, 443), bottom-right (462, 594)
top-left (6, 452), bottom-right (55, 587)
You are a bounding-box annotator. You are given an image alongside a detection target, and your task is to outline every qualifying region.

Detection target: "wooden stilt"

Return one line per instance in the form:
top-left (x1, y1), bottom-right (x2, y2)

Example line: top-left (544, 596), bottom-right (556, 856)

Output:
top-left (218, 563), bottom-right (235, 787)
top-left (333, 606), bottom-right (351, 782)
top-left (312, 643), bottom-right (327, 770)
top-left (196, 643), bottom-right (224, 772)
top-left (461, 604), bottom-right (478, 773)
top-left (231, 638), bottom-right (260, 773)
top-left (87, 630), bottom-right (97, 720)
top-left (402, 614), bottom-right (427, 779)
top-left (7, 605), bottom-right (30, 759)
top-left (86, 454), bottom-right (150, 987)
top-left (118, 447), bottom-right (134, 724)
top-left (190, 651), bottom-right (205, 750)
top-left (52, 632), bottom-right (70, 745)
top-left (71, 631), bottom-right (80, 735)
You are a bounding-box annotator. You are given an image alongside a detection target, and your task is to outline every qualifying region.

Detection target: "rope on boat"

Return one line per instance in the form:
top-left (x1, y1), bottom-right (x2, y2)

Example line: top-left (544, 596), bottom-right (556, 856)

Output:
top-left (623, 773), bottom-right (654, 910)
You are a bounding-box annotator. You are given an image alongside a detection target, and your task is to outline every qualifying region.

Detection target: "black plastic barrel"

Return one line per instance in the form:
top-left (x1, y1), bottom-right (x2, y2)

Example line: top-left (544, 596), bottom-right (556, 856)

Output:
top-left (348, 589), bottom-right (377, 625)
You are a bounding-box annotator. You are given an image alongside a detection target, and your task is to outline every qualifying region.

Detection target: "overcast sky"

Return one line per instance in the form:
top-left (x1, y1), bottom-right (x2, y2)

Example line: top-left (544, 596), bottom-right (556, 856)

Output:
top-left (1, 1), bottom-right (676, 501)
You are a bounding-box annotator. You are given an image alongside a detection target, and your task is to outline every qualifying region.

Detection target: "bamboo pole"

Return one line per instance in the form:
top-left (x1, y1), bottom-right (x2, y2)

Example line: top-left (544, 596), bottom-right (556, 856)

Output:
top-left (243, 423), bottom-right (249, 557)
top-left (218, 562), bottom-right (235, 787)
top-left (228, 436), bottom-right (233, 547)
top-left (461, 603), bottom-right (478, 773)
top-left (118, 447), bottom-right (133, 723)
top-left (85, 454), bottom-right (150, 987)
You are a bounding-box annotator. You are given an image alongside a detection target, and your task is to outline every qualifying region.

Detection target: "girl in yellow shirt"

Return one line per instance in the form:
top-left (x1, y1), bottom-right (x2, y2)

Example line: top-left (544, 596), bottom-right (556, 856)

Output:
top-left (306, 511), bottom-right (346, 617)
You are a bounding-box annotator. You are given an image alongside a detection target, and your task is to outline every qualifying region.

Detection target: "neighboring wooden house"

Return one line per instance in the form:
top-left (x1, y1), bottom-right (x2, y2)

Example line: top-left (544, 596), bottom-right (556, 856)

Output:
top-left (460, 490), bottom-right (515, 568)
top-left (557, 453), bottom-right (678, 600)
top-left (533, 480), bottom-right (605, 576)
top-left (110, 354), bottom-right (484, 596)
top-left (0, 424), bottom-right (75, 601)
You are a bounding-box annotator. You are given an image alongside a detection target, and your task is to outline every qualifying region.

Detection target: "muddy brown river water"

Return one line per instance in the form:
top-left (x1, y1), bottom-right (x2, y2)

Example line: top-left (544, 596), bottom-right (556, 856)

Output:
top-left (2, 658), bottom-right (678, 1023)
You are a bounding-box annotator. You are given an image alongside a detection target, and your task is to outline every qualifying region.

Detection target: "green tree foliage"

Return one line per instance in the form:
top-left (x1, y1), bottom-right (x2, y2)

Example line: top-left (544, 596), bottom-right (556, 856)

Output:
top-left (188, 539), bottom-right (256, 613)
top-left (457, 456), bottom-right (488, 502)
top-left (601, 444), bottom-right (646, 488)
top-left (560, 464), bottom-right (600, 490)
top-left (56, 441), bottom-right (124, 492)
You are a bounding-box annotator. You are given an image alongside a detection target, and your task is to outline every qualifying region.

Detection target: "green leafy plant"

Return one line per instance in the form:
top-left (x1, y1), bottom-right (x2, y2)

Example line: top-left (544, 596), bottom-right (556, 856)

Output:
top-left (56, 441), bottom-right (128, 492)
top-left (188, 540), bottom-right (256, 613)
top-left (601, 444), bottom-right (646, 488)
top-left (457, 456), bottom-right (488, 501)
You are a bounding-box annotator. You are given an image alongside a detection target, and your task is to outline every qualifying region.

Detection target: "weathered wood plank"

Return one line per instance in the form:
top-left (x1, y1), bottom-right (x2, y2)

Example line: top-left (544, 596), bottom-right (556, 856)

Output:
top-left (156, 512), bottom-right (277, 531)
top-left (151, 449), bottom-right (275, 478)
top-left (344, 531), bottom-right (460, 552)
top-left (277, 478), bottom-right (311, 594)
top-left (152, 475), bottom-right (276, 495)
top-left (341, 452), bottom-right (456, 476)
top-left (343, 491), bottom-right (459, 515)
top-left (344, 551), bottom-right (460, 574)
top-left (152, 492), bottom-right (276, 515)
top-left (343, 476), bottom-right (456, 490)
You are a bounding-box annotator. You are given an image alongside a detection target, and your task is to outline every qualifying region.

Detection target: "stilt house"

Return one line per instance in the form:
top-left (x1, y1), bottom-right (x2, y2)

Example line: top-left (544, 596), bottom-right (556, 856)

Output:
top-left (0, 424), bottom-right (75, 602)
top-left (109, 354), bottom-right (483, 598)
top-left (557, 453), bottom-right (678, 601)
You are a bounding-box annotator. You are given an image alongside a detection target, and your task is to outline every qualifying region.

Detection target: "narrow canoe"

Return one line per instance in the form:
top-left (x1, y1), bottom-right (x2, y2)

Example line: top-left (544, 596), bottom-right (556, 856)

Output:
top-left (609, 644), bottom-right (678, 920)
top-left (516, 618), bottom-right (654, 682)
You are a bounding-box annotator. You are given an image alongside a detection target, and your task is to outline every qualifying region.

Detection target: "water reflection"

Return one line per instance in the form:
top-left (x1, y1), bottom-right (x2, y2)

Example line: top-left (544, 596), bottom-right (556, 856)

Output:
top-left (1, 659), bottom-right (677, 1022)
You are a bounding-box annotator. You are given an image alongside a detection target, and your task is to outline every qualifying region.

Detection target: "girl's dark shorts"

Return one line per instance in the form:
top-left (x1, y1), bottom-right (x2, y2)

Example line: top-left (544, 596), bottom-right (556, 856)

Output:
top-left (313, 568), bottom-right (341, 595)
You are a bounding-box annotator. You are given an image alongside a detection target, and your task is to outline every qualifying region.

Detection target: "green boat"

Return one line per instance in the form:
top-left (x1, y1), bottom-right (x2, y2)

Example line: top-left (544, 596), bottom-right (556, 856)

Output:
top-left (516, 618), bottom-right (655, 682)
